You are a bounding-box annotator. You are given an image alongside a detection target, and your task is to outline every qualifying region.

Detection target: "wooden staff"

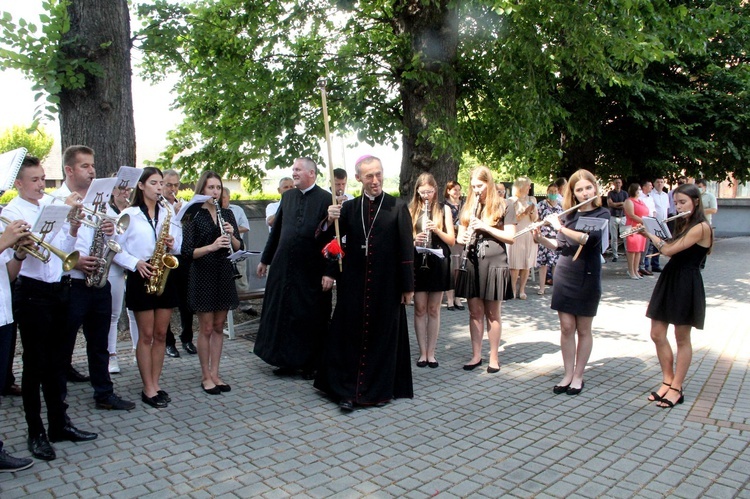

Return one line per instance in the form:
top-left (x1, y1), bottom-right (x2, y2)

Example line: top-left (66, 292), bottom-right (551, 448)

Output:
top-left (317, 77), bottom-right (343, 271)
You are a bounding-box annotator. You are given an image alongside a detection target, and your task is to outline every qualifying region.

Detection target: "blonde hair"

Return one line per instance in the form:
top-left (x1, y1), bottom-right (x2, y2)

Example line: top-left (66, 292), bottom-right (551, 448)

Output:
top-left (409, 173), bottom-right (445, 236)
top-left (459, 166), bottom-right (506, 228)
top-left (564, 169), bottom-right (602, 210)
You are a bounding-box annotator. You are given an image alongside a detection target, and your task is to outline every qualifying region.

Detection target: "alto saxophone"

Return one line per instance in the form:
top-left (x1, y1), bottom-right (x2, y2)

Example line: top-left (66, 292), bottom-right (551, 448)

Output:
top-left (145, 195), bottom-right (180, 296)
top-left (86, 203), bottom-right (128, 288)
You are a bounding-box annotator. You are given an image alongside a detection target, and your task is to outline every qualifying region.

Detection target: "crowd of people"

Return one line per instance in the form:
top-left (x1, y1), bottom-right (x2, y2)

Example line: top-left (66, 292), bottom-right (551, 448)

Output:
top-left (0, 148), bottom-right (714, 472)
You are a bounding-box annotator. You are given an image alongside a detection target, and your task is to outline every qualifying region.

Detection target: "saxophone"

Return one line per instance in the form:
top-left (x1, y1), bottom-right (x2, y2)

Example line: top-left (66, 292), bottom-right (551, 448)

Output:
top-left (86, 203), bottom-right (127, 288)
top-left (145, 196), bottom-right (180, 296)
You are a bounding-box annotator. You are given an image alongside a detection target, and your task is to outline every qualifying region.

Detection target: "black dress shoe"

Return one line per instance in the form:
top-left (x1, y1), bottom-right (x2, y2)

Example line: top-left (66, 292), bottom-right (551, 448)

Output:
top-left (339, 399), bottom-right (354, 411)
top-left (566, 381), bottom-right (585, 396)
top-left (95, 394), bottom-right (136, 411)
top-left (183, 342), bottom-right (197, 355)
top-left (142, 391), bottom-right (168, 408)
top-left (416, 360), bottom-right (428, 368)
top-left (165, 345), bottom-right (181, 358)
top-left (217, 384), bottom-right (231, 392)
top-left (447, 306), bottom-right (455, 311)
top-left (67, 367), bottom-right (90, 383)
top-left (463, 359), bottom-right (483, 371)
top-left (428, 361), bottom-right (439, 368)
top-left (27, 433), bottom-right (55, 461)
top-left (301, 371), bottom-right (316, 381)
top-left (202, 383), bottom-right (221, 395)
top-left (454, 303), bottom-right (465, 310)
top-left (3, 383), bottom-right (22, 396)
top-left (157, 390), bottom-right (171, 403)
top-left (48, 425), bottom-right (98, 443)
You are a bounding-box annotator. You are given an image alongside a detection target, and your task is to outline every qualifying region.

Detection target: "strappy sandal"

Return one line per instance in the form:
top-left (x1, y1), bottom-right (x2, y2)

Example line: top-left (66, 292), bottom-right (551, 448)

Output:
top-left (648, 382), bottom-right (670, 402)
top-left (658, 387), bottom-right (684, 409)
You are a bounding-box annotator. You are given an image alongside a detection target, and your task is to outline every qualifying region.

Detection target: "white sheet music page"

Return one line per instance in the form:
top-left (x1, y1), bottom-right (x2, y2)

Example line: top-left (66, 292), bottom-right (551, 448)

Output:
top-left (31, 204), bottom-right (71, 238)
top-left (115, 166), bottom-right (144, 190)
top-left (82, 178), bottom-right (118, 205)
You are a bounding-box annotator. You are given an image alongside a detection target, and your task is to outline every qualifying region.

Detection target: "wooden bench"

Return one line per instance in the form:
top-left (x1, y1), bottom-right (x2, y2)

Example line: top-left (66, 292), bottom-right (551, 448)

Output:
top-left (225, 288), bottom-right (265, 339)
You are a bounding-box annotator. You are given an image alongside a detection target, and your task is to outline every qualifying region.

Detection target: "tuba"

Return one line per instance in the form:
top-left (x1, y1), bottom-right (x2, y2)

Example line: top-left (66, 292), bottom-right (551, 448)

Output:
top-left (145, 196), bottom-right (179, 295)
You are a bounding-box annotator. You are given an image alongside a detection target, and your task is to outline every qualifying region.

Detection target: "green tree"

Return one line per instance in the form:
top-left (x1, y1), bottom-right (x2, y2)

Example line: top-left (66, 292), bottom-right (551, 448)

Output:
top-left (0, 0), bottom-right (136, 178)
top-left (0, 124), bottom-right (54, 161)
top-left (137, 0), bottom-right (750, 193)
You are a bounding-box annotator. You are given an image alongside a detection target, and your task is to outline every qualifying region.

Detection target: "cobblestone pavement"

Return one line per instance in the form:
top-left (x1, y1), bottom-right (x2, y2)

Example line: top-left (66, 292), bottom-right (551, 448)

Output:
top-left (1, 238), bottom-right (749, 498)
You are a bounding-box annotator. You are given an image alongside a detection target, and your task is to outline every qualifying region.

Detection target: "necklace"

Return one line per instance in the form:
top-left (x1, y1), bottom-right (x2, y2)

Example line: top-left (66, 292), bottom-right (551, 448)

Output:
top-left (361, 194), bottom-right (385, 257)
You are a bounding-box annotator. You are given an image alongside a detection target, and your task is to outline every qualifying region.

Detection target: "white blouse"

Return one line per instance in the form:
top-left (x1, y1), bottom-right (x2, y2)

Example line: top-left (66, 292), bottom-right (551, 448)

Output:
top-left (114, 204), bottom-right (182, 272)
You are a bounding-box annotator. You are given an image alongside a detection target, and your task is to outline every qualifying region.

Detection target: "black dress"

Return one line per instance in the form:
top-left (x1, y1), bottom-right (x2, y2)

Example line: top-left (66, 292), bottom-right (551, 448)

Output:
top-left (182, 207), bottom-right (242, 313)
top-left (414, 207), bottom-right (451, 292)
top-left (454, 202), bottom-right (517, 301)
top-left (550, 206), bottom-right (610, 317)
top-left (646, 243), bottom-right (708, 329)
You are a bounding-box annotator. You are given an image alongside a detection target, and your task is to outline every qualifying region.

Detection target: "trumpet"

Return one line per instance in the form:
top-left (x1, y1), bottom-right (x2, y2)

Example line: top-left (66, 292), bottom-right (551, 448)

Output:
top-left (513, 196), bottom-right (595, 239)
top-left (45, 193), bottom-right (130, 234)
top-left (619, 211), bottom-right (691, 239)
top-left (0, 216), bottom-right (80, 271)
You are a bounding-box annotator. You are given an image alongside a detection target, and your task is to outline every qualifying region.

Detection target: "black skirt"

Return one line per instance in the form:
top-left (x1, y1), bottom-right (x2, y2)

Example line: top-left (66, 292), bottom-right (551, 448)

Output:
top-left (126, 269), bottom-right (179, 312)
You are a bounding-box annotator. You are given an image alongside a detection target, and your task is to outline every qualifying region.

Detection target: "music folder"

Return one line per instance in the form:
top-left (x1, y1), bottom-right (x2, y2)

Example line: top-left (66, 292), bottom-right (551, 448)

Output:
top-left (575, 216), bottom-right (610, 253)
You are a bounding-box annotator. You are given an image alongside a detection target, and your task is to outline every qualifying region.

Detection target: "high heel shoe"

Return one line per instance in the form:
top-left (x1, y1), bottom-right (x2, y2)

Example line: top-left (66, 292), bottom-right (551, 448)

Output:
top-left (566, 381), bottom-right (584, 395)
top-left (553, 383), bottom-right (570, 394)
top-left (658, 387), bottom-right (684, 408)
top-left (462, 359), bottom-right (482, 371)
top-left (648, 382), bottom-right (671, 402)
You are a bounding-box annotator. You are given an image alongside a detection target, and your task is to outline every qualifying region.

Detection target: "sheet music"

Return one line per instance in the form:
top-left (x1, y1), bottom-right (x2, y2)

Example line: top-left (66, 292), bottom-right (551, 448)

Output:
top-left (227, 250), bottom-right (259, 262)
top-left (416, 246), bottom-right (445, 259)
top-left (642, 216), bottom-right (672, 240)
top-left (173, 194), bottom-right (211, 222)
top-left (575, 216), bottom-right (610, 253)
top-left (0, 147), bottom-right (27, 192)
top-left (31, 204), bottom-right (71, 237)
top-left (115, 166), bottom-right (144, 190)
top-left (82, 178), bottom-right (118, 205)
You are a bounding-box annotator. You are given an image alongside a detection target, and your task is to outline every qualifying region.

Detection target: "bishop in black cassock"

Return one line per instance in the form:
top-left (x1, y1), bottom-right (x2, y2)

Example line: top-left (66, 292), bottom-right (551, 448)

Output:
top-left (314, 156), bottom-right (414, 409)
top-left (254, 159), bottom-right (332, 374)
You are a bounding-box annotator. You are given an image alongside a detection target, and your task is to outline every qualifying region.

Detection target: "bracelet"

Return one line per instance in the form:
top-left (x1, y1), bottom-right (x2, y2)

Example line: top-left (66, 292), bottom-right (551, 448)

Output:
top-left (657, 240), bottom-right (665, 250)
top-left (13, 252), bottom-right (26, 261)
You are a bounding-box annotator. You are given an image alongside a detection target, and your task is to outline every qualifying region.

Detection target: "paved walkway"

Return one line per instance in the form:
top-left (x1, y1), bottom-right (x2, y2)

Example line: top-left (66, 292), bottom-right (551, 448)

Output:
top-left (1, 238), bottom-right (749, 498)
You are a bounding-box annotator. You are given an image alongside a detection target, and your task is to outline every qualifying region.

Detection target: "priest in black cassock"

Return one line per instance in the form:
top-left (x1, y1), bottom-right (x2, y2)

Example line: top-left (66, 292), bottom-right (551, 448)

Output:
top-left (254, 158), bottom-right (333, 378)
top-left (314, 155), bottom-right (414, 411)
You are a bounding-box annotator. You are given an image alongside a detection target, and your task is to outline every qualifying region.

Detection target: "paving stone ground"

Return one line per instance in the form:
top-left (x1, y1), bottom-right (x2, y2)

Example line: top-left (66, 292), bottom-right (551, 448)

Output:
top-left (1, 237), bottom-right (749, 498)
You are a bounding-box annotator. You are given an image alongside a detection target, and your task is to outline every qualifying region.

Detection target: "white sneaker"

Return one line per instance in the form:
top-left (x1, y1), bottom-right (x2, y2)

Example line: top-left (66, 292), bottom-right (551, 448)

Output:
top-left (109, 356), bottom-right (121, 374)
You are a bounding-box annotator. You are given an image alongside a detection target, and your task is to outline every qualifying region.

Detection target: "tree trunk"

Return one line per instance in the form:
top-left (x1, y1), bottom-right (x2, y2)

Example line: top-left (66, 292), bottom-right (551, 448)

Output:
top-left (395, 1), bottom-right (459, 200)
top-left (59, 0), bottom-right (135, 177)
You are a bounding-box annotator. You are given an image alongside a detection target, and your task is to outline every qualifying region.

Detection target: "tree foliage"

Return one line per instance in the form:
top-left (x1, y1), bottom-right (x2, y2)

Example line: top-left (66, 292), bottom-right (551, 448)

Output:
top-left (0, 124), bottom-right (54, 162)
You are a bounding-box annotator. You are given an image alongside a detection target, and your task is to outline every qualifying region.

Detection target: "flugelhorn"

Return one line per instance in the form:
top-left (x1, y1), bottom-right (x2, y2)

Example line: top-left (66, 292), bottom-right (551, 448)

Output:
top-left (513, 196), bottom-right (596, 239)
top-left (619, 211), bottom-right (691, 239)
top-left (0, 216), bottom-right (80, 271)
top-left (45, 193), bottom-right (130, 234)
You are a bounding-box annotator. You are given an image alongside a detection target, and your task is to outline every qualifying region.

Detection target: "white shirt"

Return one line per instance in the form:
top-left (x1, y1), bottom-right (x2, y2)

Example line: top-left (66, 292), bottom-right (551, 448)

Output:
top-left (0, 249), bottom-right (14, 326)
top-left (638, 192), bottom-right (656, 217)
top-left (228, 204), bottom-right (249, 231)
top-left (652, 190), bottom-right (669, 220)
top-left (265, 201), bottom-right (281, 232)
top-left (1, 196), bottom-right (76, 283)
top-left (114, 204), bottom-right (182, 272)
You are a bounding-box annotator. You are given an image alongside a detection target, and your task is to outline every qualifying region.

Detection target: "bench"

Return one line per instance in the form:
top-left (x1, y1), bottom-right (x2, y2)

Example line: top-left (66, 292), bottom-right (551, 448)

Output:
top-left (225, 288), bottom-right (265, 339)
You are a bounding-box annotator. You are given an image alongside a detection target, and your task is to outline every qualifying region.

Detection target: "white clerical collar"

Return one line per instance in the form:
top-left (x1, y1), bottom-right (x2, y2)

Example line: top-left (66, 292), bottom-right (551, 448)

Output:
top-left (299, 184), bottom-right (315, 194)
top-left (364, 191), bottom-right (380, 201)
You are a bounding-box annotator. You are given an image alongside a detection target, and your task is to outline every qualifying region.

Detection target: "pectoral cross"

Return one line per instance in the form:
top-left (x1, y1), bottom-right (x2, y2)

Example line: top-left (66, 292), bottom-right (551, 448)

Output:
top-left (362, 240), bottom-right (368, 256)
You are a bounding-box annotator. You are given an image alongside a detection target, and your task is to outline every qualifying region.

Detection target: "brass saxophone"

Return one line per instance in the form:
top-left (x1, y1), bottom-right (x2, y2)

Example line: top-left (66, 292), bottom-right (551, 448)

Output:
top-left (86, 203), bottom-right (129, 288)
top-left (145, 195), bottom-right (180, 296)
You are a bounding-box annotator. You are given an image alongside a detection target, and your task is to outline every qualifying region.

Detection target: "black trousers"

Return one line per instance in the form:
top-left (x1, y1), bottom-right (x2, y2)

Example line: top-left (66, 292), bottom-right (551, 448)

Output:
top-left (16, 276), bottom-right (71, 436)
top-left (165, 257), bottom-right (193, 347)
top-left (64, 279), bottom-right (113, 402)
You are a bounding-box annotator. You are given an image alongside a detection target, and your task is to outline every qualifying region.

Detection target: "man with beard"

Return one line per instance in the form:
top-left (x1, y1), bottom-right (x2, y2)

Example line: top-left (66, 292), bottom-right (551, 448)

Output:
top-left (254, 158), bottom-right (332, 379)
top-left (314, 155), bottom-right (414, 412)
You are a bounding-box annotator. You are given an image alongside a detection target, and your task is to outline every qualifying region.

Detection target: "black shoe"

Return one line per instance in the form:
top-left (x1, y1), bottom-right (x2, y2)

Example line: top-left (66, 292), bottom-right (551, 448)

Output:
top-left (454, 303), bottom-right (465, 311)
top-left (165, 345), bottom-right (180, 358)
top-left (428, 361), bottom-right (439, 368)
top-left (241, 307), bottom-right (259, 316)
top-left (217, 384), bottom-right (232, 392)
top-left (652, 267), bottom-right (662, 273)
top-left (141, 391), bottom-right (168, 408)
top-left (95, 394), bottom-right (136, 411)
top-left (27, 433), bottom-right (55, 461)
top-left (487, 366), bottom-right (500, 374)
top-left (48, 425), bottom-right (98, 443)
top-left (183, 342), bottom-right (197, 355)
top-left (273, 367), bottom-right (297, 376)
top-left (640, 269), bottom-right (654, 276)
top-left (416, 360), bottom-right (428, 368)
top-left (157, 390), bottom-right (171, 403)
top-left (202, 383), bottom-right (221, 395)
top-left (0, 449), bottom-right (34, 472)
top-left (339, 399), bottom-right (354, 411)
top-left (553, 383), bottom-right (570, 394)
top-left (67, 367), bottom-right (90, 383)
top-left (447, 306), bottom-right (455, 311)
top-left (463, 359), bottom-right (482, 371)
top-left (612, 257), bottom-right (618, 262)
top-left (566, 381), bottom-right (584, 396)
top-left (3, 383), bottom-right (22, 396)
top-left (301, 371), bottom-right (316, 381)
